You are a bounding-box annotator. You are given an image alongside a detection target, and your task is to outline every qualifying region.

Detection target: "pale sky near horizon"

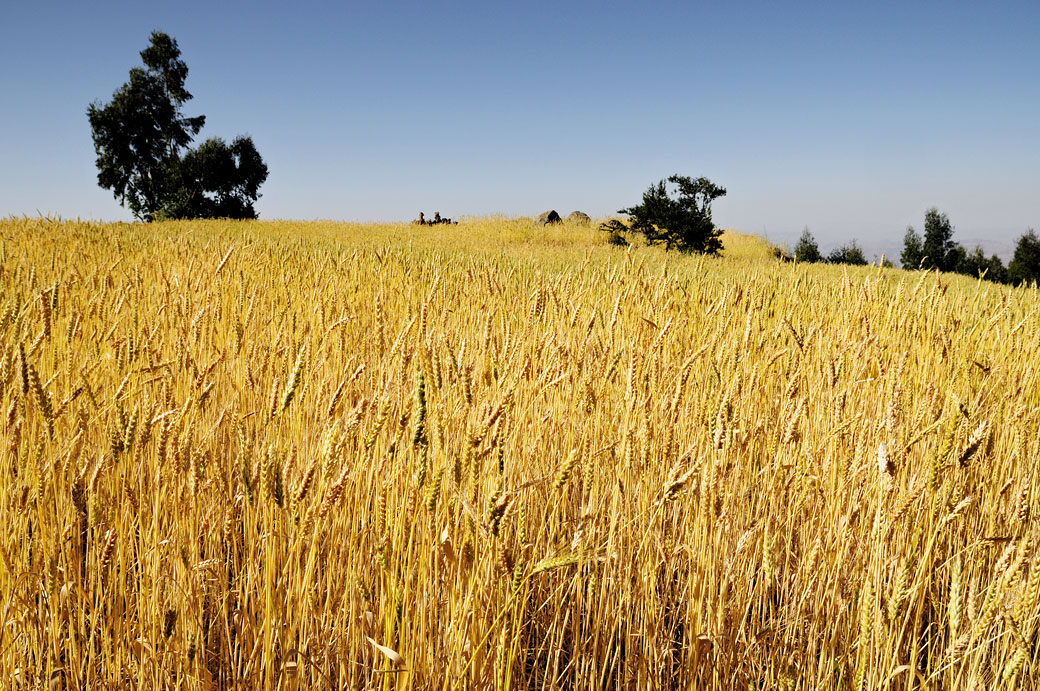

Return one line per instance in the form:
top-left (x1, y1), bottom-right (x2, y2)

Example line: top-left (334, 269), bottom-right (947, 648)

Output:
top-left (2, 0), bottom-right (1037, 260)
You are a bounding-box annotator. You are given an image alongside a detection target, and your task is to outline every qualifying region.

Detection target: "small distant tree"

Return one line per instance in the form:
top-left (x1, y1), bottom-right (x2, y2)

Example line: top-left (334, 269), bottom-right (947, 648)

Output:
top-left (921, 208), bottom-right (960, 272)
top-left (794, 227), bottom-right (823, 263)
top-left (601, 175), bottom-right (727, 254)
top-left (88, 31), bottom-right (268, 221)
top-left (827, 241), bottom-right (868, 266)
top-left (1008, 229), bottom-right (1040, 285)
top-left (901, 226), bottom-right (924, 269)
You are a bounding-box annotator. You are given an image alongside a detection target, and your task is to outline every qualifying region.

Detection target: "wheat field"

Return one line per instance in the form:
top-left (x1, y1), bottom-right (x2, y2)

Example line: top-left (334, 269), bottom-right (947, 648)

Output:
top-left (0, 216), bottom-right (1038, 689)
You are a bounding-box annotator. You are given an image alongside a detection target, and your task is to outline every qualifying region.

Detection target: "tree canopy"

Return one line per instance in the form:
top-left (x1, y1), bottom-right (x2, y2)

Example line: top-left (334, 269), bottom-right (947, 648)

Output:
top-left (162, 137), bottom-right (269, 219)
top-left (88, 31), bottom-right (267, 221)
top-left (794, 227), bottom-right (823, 263)
top-left (826, 241), bottom-right (867, 266)
top-left (1008, 229), bottom-right (1040, 285)
top-left (603, 175), bottom-right (727, 254)
top-left (900, 226), bottom-right (923, 269)
top-left (921, 207), bottom-right (958, 272)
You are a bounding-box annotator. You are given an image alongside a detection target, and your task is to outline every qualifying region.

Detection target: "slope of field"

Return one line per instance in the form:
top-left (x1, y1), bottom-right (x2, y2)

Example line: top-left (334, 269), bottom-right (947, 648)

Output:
top-left (1, 216), bottom-right (1038, 689)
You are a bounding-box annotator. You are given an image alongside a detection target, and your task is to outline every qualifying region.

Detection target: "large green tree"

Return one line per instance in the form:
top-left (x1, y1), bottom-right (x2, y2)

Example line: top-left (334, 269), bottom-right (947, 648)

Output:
top-left (603, 175), bottom-right (727, 254)
top-left (88, 31), bottom-right (267, 221)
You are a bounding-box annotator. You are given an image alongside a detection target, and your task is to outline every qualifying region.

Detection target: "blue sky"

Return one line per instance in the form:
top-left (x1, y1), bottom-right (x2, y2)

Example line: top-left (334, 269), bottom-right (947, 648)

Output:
top-left (2, 0), bottom-right (1037, 259)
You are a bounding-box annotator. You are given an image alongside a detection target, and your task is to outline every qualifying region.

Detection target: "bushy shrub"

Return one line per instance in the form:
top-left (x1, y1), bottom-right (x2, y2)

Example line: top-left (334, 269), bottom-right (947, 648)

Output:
top-left (603, 175), bottom-right (726, 254)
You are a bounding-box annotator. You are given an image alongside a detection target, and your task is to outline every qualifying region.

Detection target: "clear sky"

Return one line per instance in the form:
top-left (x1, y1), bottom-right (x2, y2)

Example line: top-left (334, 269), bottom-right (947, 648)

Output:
top-left (2, 0), bottom-right (1038, 259)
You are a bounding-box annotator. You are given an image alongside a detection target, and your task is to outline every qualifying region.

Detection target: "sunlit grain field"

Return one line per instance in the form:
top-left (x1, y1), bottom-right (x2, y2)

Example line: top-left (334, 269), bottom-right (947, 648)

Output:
top-left (1, 216), bottom-right (1038, 689)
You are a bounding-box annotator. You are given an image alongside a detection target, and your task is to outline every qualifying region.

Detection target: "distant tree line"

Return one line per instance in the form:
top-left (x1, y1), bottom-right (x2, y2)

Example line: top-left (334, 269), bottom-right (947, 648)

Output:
top-left (597, 176), bottom-right (1040, 287)
top-left (794, 208), bottom-right (1040, 286)
top-left (792, 229), bottom-right (873, 266)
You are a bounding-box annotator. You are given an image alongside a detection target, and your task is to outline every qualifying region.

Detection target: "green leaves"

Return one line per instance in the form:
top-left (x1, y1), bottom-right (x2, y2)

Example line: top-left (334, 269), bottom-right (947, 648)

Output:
top-left (604, 174), bottom-right (727, 255)
top-left (87, 31), bottom-right (267, 221)
top-left (826, 241), bottom-right (868, 266)
top-left (1008, 229), bottom-right (1040, 285)
top-left (922, 207), bottom-right (957, 272)
top-left (159, 136), bottom-right (269, 220)
top-left (795, 227), bottom-right (823, 263)
top-left (901, 225), bottom-right (923, 269)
